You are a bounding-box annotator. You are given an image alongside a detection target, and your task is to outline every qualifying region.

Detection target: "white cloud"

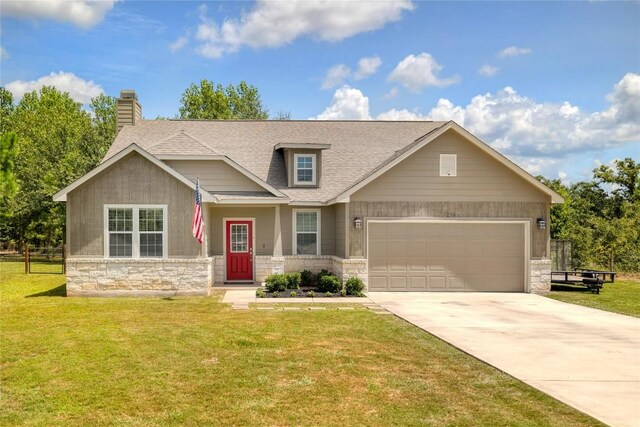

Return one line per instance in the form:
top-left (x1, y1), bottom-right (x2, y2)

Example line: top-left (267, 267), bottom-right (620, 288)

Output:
top-left (497, 46), bottom-right (532, 58)
top-left (478, 64), bottom-right (499, 77)
top-left (388, 53), bottom-right (460, 92)
top-left (382, 87), bottom-right (399, 100)
top-left (376, 108), bottom-right (426, 121)
top-left (5, 71), bottom-right (104, 104)
top-left (195, 0), bottom-right (414, 58)
top-left (169, 36), bottom-right (188, 53)
top-left (312, 86), bottom-right (371, 120)
top-left (0, 46), bottom-right (8, 60)
top-left (354, 55), bottom-right (382, 80)
top-left (322, 64), bottom-right (352, 89)
top-left (423, 73), bottom-right (640, 157)
top-left (1, 0), bottom-right (116, 29)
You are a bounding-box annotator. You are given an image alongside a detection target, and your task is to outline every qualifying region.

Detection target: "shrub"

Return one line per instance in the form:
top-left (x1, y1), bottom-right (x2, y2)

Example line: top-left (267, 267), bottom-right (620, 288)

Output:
top-left (325, 291), bottom-right (333, 298)
top-left (256, 287), bottom-right (266, 298)
top-left (307, 290), bottom-right (315, 298)
top-left (265, 273), bottom-right (288, 292)
top-left (300, 270), bottom-right (314, 287)
top-left (345, 276), bottom-right (364, 296)
top-left (340, 288), bottom-right (347, 297)
top-left (284, 272), bottom-right (301, 289)
top-left (318, 274), bottom-right (341, 293)
top-left (290, 291), bottom-right (297, 298)
top-left (271, 292), bottom-right (279, 298)
top-left (317, 269), bottom-right (332, 280)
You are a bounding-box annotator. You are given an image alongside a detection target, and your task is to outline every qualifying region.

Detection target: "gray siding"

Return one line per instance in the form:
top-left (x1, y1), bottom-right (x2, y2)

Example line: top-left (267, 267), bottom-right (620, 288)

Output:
top-left (349, 201), bottom-right (549, 259)
top-left (208, 206), bottom-right (275, 256)
top-left (67, 152), bottom-right (200, 257)
top-left (285, 149), bottom-right (323, 188)
top-left (352, 129), bottom-right (549, 203)
top-left (165, 160), bottom-right (265, 193)
top-left (280, 205), bottom-right (336, 256)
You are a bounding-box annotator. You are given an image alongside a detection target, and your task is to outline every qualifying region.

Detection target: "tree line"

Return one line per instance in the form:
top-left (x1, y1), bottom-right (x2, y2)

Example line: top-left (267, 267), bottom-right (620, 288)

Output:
top-left (0, 81), bottom-right (638, 271)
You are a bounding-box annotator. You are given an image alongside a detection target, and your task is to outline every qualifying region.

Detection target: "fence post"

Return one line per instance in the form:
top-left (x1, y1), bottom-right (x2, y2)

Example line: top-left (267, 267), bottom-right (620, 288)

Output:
top-left (24, 244), bottom-right (30, 274)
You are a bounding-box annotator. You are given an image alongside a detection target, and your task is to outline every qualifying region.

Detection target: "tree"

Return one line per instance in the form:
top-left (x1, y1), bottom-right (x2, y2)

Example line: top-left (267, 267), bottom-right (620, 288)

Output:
top-left (272, 110), bottom-right (292, 120)
top-left (89, 94), bottom-right (117, 164)
top-left (0, 87), bottom-right (14, 134)
top-left (179, 80), bottom-right (268, 120)
top-left (0, 132), bottom-right (19, 204)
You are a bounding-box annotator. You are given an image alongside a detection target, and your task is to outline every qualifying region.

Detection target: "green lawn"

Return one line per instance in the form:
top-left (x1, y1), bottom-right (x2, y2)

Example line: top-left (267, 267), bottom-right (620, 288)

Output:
top-left (1, 272), bottom-right (602, 426)
top-left (547, 279), bottom-right (640, 318)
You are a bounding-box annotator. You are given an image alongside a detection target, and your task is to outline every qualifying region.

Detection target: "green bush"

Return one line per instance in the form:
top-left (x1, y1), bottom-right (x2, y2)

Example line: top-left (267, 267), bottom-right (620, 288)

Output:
top-left (325, 291), bottom-right (333, 298)
top-left (300, 270), bottom-right (314, 286)
top-left (345, 276), bottom-right (364, 296)
top-left (265, 273), bottom-right (288, 292)
top-left (256, 288), bottom-right (266, 298)
top-left (340, 289), bottom-right (347, 297)
top-left (317, 269), bottom-right (332, 280)
top-left (318, 275), bottom-right (341, 293)
top-left (284, 272), bottom-right (301, 289)
top-left (307, 290), bottom-right (315, 298)
top-left (290, 291), bottom-right (297, 298)
top-left (271, 292), bottom-right (279, 298)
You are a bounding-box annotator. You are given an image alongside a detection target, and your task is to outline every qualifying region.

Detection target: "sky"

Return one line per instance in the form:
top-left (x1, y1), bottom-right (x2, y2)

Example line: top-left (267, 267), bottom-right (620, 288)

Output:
top-left (1, 0), bottom-right (639, 183)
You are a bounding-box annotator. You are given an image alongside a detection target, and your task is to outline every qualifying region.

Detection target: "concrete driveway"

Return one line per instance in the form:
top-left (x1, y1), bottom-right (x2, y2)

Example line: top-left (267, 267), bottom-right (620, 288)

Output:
top-left (368, 292), bottom-right (640, 427)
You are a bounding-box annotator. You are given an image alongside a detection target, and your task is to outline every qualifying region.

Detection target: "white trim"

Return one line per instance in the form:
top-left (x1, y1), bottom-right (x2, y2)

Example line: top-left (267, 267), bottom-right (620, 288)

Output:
top-left (288, 201), bottom-right (328, 206)
top-left (156, 155), bottom-right (225, 160)
top-left (53, 144), bottom-right (216, 203)
top-left (330, 121), bottom-right (564, 204)
top-left (274, 142), bottom-right (331, 150)
top-left (292, 208), bottom-right (321, 255)
top-left (103, 204), bottom-right (168, 259)
top-left (222, 218), bottom-right (256, 282)
top-left (215, 198), bottom-right (290, 205)
top-left (365, 218), bottom-right (530, 292)
top-left (293, 153), bottom-right (317, 186)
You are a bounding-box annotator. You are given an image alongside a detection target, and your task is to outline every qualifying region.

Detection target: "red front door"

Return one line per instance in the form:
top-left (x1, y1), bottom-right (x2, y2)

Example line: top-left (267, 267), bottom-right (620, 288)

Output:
top-left (226, 220), bottom-right (253, 281)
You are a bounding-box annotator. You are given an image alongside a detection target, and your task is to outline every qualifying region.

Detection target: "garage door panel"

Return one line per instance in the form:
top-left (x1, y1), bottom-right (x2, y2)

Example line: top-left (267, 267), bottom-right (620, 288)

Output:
top-left (368, 222), bottom-right (525, 292)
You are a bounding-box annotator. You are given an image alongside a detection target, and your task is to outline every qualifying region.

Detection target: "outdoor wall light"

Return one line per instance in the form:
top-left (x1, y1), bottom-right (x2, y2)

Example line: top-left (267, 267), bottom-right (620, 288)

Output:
top-left (537, 218), bottom-right (546, 230)
top-left (354, 217), bottom-right (363, 229)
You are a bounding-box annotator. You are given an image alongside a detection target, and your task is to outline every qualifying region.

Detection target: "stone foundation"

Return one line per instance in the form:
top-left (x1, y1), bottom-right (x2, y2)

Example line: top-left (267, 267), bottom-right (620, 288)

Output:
top-left (530, 258), bottom-right (552, 294)
top-left (66, 258), bottom-right (213, 297)
top-left (332, 257), bottom-right (368, 289)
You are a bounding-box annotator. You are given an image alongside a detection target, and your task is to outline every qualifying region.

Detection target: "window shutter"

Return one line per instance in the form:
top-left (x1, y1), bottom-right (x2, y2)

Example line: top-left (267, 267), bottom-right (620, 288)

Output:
top-left (440, 154), bottom-right (457, 177)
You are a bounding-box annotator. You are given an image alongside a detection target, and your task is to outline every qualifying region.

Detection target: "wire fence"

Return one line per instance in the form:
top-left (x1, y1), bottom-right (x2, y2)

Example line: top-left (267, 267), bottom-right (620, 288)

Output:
top-left (0, 245), bottom-right (65, 274)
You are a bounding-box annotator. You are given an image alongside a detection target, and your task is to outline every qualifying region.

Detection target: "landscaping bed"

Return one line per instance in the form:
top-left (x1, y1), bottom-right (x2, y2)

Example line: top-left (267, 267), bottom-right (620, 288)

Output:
top-left (257, 269), bottom-right (365, 298)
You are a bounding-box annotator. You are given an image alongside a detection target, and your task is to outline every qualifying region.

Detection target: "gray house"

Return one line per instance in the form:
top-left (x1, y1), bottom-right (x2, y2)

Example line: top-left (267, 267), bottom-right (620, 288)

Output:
top-left (54, 90), bottom-right (562, 296)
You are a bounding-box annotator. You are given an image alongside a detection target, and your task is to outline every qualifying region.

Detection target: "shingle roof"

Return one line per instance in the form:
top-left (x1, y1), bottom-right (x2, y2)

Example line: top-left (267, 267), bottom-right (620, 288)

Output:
top-left (104, 120), bottom-right (448, 203)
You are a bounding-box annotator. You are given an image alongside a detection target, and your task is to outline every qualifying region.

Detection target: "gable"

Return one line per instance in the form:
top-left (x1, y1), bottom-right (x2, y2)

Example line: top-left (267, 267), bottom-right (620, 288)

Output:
top-left (164, 160), bottom-right (267, 193)
top-left (352, 129), bottom-right (550, 203)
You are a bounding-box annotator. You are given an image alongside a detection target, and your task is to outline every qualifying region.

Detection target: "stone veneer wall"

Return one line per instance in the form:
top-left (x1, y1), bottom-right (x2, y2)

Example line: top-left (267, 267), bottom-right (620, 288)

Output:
top-left (332, 257), bottom-right (368, 289)
top-left (66, 258), bottom-right (213, 297)
top-left (530, 258), bottom-right (552, 294)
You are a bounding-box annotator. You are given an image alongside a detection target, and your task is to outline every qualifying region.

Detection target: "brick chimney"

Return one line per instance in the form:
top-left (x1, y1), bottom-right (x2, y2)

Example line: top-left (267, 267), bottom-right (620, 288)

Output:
top-left (116, 90), bottom-right (142, 133)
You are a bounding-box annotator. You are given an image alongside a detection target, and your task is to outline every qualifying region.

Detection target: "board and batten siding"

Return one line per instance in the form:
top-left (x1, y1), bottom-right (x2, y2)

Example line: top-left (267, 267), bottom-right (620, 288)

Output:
top-left (208, 206), bottom-right (275, 256)
top-left (351, 129), bottom-right (549, 203)
top-left (280, 205), bottom-right (336, 256)
top-left (165, 160), bottom-right (265, 193)
top-left (66, 152), bottom-right (200, 257)
top-left (335, 203), bottom-right (346, 258)
top-left (348, 201), bottom-right (549, 259)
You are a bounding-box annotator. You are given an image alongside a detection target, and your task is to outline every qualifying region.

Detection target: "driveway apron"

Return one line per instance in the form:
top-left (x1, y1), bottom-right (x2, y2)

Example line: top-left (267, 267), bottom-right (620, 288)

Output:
top-left (367, 292), bottom-right (640, 427)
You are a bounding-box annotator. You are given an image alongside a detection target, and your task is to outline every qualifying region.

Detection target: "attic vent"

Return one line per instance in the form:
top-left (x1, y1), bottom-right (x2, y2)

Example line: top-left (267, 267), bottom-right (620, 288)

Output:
top-left (440, 154), bottom-right (457, 177)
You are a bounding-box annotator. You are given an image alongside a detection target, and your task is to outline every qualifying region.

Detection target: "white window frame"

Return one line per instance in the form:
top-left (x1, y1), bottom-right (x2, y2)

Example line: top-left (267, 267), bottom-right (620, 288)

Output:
top-left (104, 205), bottom-right (168, 259)
top-left (440, 154), bottom-right (457, 177)
top-left (293, 153), bottom-right (317, 186)
top-left (292, 209), bottom-right (321, 255)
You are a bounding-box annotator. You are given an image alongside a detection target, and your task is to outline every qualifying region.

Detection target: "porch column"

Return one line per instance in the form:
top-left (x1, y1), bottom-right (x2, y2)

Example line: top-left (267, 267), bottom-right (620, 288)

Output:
top-left (273, 204), bottom-right (282, 257)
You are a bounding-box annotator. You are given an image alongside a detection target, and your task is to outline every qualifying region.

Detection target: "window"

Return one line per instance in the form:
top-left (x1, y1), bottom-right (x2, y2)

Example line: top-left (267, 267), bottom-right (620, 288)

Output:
top-left (294, 153), bottom-right (316, 185)
top-left (293, 209), bottom-right (320, 255)
top-left (440, 154), bottom-right (457, 177)
top-left (105, 205), bottom-right (167, 258)
top-left (230, 224), bottom-right (248, 253)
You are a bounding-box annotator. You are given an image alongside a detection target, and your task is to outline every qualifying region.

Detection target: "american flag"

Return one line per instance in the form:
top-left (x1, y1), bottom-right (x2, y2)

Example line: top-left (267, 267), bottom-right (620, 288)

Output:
top-left (192, 178), bottom-right (204, 244)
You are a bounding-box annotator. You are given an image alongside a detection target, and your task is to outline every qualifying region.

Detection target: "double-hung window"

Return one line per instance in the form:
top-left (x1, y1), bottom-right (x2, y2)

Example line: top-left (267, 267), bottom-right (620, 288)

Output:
top-left (293, 209), bottom-right (320, 255)
top-left (105, 205), bottom-right (167, 258)
top-left (294, 153), bottom-right (316, 185)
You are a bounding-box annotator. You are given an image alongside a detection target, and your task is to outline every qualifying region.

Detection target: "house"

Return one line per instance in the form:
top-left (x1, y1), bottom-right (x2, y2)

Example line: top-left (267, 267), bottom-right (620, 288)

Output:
top-left (54, 90), bottom-right (562, 296)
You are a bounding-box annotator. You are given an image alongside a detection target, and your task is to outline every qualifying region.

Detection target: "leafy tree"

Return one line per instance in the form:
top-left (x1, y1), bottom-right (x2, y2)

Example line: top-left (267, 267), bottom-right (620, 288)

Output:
top-left (273, 110), bottom-right (292, 120)
top-left (89, 94), bottom-right (117, 164)
top-left (179, 80), bottom-right (268, 120)
top-left (0, 132), bottom-right (19, 210)
top-left (0, 87), bottom-right (14, 134)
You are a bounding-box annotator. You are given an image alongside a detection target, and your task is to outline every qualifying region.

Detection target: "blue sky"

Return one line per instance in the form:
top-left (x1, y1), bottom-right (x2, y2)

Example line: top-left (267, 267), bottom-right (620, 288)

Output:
top-left (1, 0), bottom-right (639, 182)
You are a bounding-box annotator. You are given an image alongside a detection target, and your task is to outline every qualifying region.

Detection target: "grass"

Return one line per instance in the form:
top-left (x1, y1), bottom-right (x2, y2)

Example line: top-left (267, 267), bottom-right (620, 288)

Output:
top-left (1, 271), bottom-right (602, 426)
top-left (546, 278), bottom-right (640, 317)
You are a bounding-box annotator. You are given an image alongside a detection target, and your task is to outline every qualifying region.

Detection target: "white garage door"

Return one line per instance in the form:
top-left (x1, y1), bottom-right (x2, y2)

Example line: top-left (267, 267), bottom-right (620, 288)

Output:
top-left (368, 222), bottom-right (526, 292)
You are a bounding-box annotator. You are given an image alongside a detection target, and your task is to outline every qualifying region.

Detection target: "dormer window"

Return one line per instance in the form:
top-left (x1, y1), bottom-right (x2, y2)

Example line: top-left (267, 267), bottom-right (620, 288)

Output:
top-left (294, 153), bottom-right (316, 185)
